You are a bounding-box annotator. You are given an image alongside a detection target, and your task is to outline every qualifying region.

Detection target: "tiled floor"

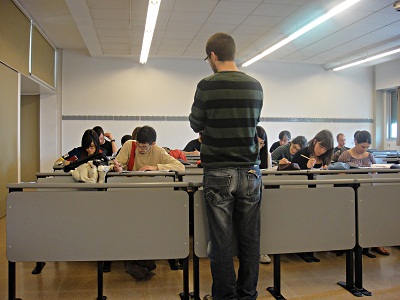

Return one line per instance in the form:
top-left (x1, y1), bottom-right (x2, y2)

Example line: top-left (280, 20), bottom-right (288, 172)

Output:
top-left (1, 216), bottom-right (400, 299)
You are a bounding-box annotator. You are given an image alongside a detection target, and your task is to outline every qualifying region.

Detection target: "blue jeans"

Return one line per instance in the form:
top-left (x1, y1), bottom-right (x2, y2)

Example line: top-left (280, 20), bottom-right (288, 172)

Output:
top-left (203, 165), bottom-right (262, 300)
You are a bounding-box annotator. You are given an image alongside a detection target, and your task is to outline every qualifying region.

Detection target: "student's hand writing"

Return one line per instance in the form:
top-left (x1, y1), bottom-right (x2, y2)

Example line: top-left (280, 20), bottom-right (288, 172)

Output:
top-left (279, 158), bottom-right (290, 164)
top-left (307, 157), bottom-right (316, 169)
top-left (113, 160), bottom-right (122, 172)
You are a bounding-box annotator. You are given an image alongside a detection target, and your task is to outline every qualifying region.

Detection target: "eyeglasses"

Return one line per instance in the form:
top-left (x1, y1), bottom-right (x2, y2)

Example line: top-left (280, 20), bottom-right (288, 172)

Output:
top-left (204, 55), bottom-right (209, 62)
top-left (137, 143), bottom-right (151, 151)
top-left (292, 144), bottom-right (301, 152)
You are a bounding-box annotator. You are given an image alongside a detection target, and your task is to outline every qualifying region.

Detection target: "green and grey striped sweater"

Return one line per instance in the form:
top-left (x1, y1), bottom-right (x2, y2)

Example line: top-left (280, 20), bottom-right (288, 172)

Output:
top-left (189, 71), bottom-right (263, 168)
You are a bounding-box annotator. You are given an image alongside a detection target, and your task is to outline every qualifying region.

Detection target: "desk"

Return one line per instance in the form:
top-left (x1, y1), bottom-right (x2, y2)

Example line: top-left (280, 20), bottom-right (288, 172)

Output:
top-left (192, 178), bottom-right (356, 300)
top-left (7, 182), bottom-right (190, 300)
top-left (176, 169), bottom-right (203, 183)
top-left (8, 176), bottom-right (400, 300)
top-left (106, 171), bottom-right (176, 185)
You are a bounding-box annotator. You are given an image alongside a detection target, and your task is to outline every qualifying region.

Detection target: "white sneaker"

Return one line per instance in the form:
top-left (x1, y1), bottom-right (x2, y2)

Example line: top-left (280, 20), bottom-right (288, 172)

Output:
top-left (260, 254), bottom-right (271, 264)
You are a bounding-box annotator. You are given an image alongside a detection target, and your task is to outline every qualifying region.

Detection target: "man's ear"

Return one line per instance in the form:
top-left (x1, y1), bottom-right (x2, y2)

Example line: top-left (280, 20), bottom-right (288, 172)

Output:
top-left (151, 142), bottom-right (156, 146)
top-left (210, 51), bottom-right (218, 61)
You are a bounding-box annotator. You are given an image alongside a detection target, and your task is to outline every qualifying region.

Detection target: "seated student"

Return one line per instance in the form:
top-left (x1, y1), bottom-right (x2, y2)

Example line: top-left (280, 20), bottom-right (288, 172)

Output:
top-left (256, 126), bottom-right (272, 264)
top-left (338, 130), bottom-right (390, 257)
top-left (114, 125), bottom-right (185, 172)
top-left (332, 133), bottom-right (350, 162)
top-left (116, 134), bottom-right (132, 156)
top-left (292, 130), bottom-right (334, 170)
top-left (256, 126), bottom-right (271, 169)
top-left (131, 126), bottom-right (142, 140)
top-left (163, 147), bottom-right (187, 161)
top-left (183, 132), bottom-right (202, 156)
top-left (291, 130), bottom-right (334, 263)
top-left (54, 129), bottom-right (102, 166)
top-left (338, 130), bottom-right (375, 167)
top-left (93, 126), bottom-right (117, 156)
top-left (272, 135), bottom-right (307, 165)
top-left (269, 130), bottom-right (291, 153)
top-left (112, 126), bottom-right (185, 279)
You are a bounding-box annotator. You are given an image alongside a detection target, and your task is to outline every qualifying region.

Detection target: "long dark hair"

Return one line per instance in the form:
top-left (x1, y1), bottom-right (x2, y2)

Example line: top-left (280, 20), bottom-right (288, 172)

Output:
top-left (307, 129), bottom-right (334, 165)
top-left (256, 126), bottom-right (269, 169)
top-left (81, 129), bottom-right (101, 158)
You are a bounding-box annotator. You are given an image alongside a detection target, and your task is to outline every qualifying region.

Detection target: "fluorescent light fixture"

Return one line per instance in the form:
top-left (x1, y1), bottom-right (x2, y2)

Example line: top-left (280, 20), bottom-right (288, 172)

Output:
top-left (140, 0), bottom-right (161, 64)
top-left (332, 47), bottom-right (400, 71)
top-left (241, 0), bottom-right (361, 67)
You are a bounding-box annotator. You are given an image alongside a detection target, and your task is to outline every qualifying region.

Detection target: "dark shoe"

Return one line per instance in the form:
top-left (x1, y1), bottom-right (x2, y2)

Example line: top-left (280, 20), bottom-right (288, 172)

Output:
top-left (297, 252), bottom-right (319, 263)
top-left (103, 261), bottom-right (111, 273)
top-left (125, 261), bottom-right (149, 280)
top-left (137, 260), bottom-right (156, 272)
top-left (32, 262), bottom-right (46, 274)
top-left (336, 250), bottom-right (345, 256)
top-left (168, 259), bottom-right (180, 270)
top-left (311, 255), bottom-right (320, 262)
top-left (362, 248), bottom-right (376, 258)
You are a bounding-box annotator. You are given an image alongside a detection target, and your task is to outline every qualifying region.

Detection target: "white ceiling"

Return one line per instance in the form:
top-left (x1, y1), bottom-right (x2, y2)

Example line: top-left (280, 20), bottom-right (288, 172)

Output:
top-left (15, 0), bottom-right (400, 69)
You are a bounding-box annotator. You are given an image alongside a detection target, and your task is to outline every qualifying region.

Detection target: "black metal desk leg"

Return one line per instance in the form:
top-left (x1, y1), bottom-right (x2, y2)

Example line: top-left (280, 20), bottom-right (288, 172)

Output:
top-left (193, 254), bottom-right (200, 300)
top-left (183, 256), bottom-right (190, 300)
top-left (179, 256), bottom-right (191, 300)
top-left (8, 261), bottom-right (18, 300)
top-left (266, 254), bottom-right (286, 300)
top-left (337, 249), bottom-right (363, 297)
top-left (355, 246), bottom-right (372, 296)
top-left (97, 261), bottom-right (107, 300)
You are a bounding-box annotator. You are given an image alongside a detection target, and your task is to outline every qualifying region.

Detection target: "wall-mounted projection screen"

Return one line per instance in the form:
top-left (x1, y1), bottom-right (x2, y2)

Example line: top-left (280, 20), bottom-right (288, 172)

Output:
top-left (0, 0), bottom-right (30, 76)
top-left (31, 27), bottom-right (55, 88)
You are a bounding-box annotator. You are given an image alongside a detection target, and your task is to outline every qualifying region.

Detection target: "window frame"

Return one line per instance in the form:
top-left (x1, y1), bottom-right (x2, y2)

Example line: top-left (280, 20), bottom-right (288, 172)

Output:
top-left (387, 89), bottom-right (398, 140)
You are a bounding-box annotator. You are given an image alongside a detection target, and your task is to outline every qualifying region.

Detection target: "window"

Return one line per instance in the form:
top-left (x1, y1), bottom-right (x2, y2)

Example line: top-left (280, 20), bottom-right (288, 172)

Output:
top-left (388, 89), bottom-right (398, 139)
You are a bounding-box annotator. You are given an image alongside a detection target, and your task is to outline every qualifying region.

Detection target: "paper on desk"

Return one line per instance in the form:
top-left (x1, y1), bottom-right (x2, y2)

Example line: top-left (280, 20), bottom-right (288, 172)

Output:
top-left (359, 164), bottom-right (392, 169)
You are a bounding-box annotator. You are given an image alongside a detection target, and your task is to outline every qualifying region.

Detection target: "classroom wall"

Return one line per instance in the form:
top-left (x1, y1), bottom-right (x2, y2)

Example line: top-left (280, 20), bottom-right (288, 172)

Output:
top-left (375, 58), bottom-right (400, 150)
top-left (56, 49), bottom-right (374, 168)
top-left (375, 59), bottom-right (400, 91)
top-left (39, 50), bottom-right (62, 172)
top-left (0, 63), bottom-right (19, 218)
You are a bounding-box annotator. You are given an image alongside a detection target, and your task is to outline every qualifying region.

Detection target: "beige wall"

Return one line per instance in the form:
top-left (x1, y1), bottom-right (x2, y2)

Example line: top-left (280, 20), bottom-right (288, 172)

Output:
top-left (21, 95), bottom-right (40, 182)
top-left (0, 63), bottom-right (19, 218)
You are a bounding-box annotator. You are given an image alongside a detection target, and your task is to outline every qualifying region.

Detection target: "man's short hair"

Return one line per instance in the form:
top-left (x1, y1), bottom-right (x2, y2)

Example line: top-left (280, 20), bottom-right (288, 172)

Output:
top-left (121, 134), bottom-right (132, 145)
top-left (336, 133), bottom-right (344, 141)
top-left (136, 126), bottom-right (157, 144)
top-left (206, 32), bottom-right (235, 61)
top-left (93, 126), bottom-right (104, 136)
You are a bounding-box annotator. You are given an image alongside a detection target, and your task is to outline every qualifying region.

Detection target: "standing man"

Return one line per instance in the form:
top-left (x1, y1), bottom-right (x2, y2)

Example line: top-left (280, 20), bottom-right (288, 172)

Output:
top-left (189, 32), bottom-right (263, 300)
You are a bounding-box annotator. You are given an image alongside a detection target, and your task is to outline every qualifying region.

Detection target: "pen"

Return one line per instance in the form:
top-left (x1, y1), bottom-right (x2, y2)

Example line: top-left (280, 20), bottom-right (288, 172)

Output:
top-left (301, 154), bottom-right (311, 160)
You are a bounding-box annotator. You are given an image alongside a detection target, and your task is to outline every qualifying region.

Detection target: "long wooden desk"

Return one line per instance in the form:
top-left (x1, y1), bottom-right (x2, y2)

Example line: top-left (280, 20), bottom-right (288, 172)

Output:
top-left (10, 171), bottom-right (400, 300)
